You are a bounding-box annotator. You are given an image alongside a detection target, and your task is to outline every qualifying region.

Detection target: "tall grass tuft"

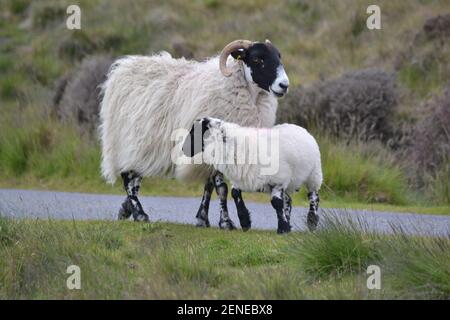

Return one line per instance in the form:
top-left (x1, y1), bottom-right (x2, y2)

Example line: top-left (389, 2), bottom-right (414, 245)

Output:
top-left (384, 233), bottom-right (450, 299)
top-left (0, 103), bottom-right (100, 181)
top-left (290, 212), bottom-right (382, 277)
top-left (288, 213), bottom-right (450, 299)
top-left (0, 216), bottom-right (22, 246)
top-left (319, 136), bottom-right (408, 205)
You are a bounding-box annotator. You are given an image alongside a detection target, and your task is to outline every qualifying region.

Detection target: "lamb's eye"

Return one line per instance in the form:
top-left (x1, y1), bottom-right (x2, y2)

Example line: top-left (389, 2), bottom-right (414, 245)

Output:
top-left (253, 58), bottom-right (263, 64)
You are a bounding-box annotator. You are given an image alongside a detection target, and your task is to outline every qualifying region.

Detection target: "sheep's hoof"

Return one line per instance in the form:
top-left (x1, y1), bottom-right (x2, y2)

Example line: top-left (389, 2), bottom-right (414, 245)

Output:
top-left (133, 212), bottom-right (150, 223)
top-left (307, 211), bottom-right (319, 231)
top-left (277, 220), bottom-right (291, 234)
top-left (238, 210), bottom-right (252, 232)
top-left (118, 207), bottom-right (132, 220)
top-left (118, 207), bottom-right (131, 220)
top-left (196, 218), bottom-right (210, 228)
top-left (219, 218), bottom-right (236, 230)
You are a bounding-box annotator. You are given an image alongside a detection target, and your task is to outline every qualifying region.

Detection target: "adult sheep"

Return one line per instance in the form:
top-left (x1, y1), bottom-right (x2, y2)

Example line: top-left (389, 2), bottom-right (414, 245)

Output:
top-left (99, 39), bottom-right (290, 229)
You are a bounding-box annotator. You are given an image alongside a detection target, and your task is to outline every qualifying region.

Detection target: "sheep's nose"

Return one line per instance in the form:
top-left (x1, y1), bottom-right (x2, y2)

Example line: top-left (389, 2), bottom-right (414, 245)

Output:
top-left (279, 82), bottom-right (289, 91)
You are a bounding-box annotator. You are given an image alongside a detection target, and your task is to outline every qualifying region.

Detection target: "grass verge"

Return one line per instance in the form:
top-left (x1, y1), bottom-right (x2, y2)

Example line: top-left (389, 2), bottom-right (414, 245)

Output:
top-left (0, 215), bottom-right (448, 299)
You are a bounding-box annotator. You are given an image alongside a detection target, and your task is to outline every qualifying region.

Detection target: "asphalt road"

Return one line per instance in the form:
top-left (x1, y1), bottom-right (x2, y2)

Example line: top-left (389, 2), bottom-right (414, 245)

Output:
top-left (0, 189), bottom-right (449, 236)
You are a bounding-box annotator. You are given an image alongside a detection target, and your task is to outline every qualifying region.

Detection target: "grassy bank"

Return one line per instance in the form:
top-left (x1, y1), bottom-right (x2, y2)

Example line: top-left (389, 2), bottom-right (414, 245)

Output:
top-left (0, 216), bottom-right (448, 299)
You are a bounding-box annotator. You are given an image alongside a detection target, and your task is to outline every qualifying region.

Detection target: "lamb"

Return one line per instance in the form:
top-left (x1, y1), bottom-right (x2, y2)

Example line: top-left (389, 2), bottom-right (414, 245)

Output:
top-left (99, 39), bottom-right (290, 229)
top-left (182, 117), bottom-right (323, 233)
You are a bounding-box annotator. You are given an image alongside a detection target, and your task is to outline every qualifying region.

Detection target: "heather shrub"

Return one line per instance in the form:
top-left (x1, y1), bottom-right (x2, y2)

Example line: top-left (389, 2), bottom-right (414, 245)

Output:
top-left (32, 4), bottom-right (65, 29)
top-left (407, 87), bottom-right (450, 203)
top-left (53, 55), bottom-right (114, 134)
top-left (395, 14), bottom-right (450, 96)
top-left (410, 87), bottom-right (450, 173)
top-left (423, 14), bottom-right (450, 41)
top-left (57, 31), bottom-right (98, 62)
top-left (278, 69), bottom-right (398, 144)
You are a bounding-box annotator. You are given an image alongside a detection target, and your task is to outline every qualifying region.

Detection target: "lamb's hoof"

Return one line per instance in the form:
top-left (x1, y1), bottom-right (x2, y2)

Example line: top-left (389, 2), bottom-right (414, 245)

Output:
top-left (196, 217), bottom-right (210, 228)
top-left (238, 210), bottom-right (252, 232)
top-left (219, 218), bottom-right (236, 230)
top-left (307, 211), bottom-right (319, 231)
top-left (133, 212), bottom-right (149, 222)
top-left (277, 220), bottom-right (291, 234)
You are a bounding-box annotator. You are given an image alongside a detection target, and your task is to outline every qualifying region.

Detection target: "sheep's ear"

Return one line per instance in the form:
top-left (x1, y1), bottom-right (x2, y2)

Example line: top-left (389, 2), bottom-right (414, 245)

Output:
top-left (231, 48), bottom-right (247, 61)
top-left (182, 120), bottom-right (208, 157)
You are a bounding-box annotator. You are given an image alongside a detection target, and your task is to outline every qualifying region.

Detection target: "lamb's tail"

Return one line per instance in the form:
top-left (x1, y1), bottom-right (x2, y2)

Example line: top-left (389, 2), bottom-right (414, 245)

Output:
top-left (307, 162), bottom-right (323, 193)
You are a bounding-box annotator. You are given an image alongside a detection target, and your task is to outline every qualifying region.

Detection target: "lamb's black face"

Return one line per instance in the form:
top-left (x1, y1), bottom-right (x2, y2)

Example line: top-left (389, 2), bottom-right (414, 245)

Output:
top-left (231, 42), bottom-right (289, 97)
top-left (182, 118), bottom-right (211, 157)
top-left (182, 118), bottom-right (224, 157)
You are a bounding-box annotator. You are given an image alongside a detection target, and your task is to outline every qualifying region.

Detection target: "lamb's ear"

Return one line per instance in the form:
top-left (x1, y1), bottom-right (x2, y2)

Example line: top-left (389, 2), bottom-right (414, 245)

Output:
top-left (231, 48), bottom-right (247, 61)
top-left (182, 119), bottom-right (209, 157)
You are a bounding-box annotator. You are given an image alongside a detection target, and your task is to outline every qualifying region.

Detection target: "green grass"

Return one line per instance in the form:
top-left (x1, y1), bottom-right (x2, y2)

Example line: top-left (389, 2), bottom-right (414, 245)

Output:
top-left (290, 215), bottom-right (450, 299)
top-left (384, 235), bottom-right (450, 299)
top-left (291, 216), bottom-right (383, 278)
top-left (0, 216), bottom-right (448, 299)
top-left (318, 135), bottom-right (409, 205)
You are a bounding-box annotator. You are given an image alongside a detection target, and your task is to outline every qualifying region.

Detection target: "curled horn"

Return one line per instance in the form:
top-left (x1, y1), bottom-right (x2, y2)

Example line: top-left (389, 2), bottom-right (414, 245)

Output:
top-left (219, 40), bottom-right (252, 77)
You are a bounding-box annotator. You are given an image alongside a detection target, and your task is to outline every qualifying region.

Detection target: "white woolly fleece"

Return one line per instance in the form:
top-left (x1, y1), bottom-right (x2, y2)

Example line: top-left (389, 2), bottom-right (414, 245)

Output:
top-left (202, 121), bottom-right (323, 194)
top-left (99, 52), bottom-right (278, 184)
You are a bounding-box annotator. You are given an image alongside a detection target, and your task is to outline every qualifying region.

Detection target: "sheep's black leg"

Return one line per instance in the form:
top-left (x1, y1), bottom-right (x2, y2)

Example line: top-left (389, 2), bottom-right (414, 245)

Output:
top-left (119, 171), bottom-right (149, 222)
top-left (270, 186), bottom-right (291, 234)
top-left (231, 186), bottom-right (251, 231)
top-left (214, 172), bottom-right (236, 230)
top-left (195, 177), bottom-right (214, 227)
top-left (307, 191), bottom-right (320, 231)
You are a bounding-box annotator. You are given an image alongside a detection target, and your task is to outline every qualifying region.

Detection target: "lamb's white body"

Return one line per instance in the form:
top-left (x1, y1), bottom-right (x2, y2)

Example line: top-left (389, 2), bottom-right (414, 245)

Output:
top-left (203, 121), bottom-right (323, 194)
top-left (99, 53), bottom-right (277, 184)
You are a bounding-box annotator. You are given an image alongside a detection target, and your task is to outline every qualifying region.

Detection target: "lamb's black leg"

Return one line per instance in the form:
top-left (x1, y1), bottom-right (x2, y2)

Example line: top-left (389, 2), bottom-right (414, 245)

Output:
top-left (195, 177), bottom-right (214, 227)
top-left (270, 186), bottom-right (291, 234)
top-left (119, 171), bottom-right (149, 222)
top-left (307, 191), bottom-right (320, 231)
top-left (231, 186), bottom-right (251, 231)
top-left (214, 172), bottom-right (236, 230)
top-left (284, 192), bottom-right (292, 226)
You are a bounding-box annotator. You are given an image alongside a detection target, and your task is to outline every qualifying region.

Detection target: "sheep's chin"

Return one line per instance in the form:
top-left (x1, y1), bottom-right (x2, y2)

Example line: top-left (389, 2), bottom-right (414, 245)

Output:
top-left (270, 88), bottom-right (285, 98)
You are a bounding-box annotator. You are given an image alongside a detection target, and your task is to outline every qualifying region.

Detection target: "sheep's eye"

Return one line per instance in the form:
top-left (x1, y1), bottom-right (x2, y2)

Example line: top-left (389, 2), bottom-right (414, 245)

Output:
top-left (253, 58), bottom-right (263, 64)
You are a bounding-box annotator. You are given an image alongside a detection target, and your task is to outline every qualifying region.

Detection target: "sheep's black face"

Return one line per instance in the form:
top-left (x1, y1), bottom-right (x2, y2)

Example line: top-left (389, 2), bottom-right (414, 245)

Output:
top-left (231, 42), bottom-right (289, 98)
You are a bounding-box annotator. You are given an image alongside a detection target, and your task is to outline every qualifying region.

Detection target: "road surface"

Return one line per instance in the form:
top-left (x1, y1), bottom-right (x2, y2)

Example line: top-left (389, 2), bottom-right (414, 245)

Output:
top-left (0, 189), bottom-right (448, 236)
